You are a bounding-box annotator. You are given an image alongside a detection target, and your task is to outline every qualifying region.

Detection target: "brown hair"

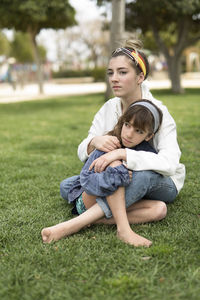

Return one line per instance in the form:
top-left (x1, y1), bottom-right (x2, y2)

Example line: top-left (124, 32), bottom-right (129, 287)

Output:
top-left (108, 99), bottom-right (163, 146)
top-left (111, 39), bottom-right (150, 80)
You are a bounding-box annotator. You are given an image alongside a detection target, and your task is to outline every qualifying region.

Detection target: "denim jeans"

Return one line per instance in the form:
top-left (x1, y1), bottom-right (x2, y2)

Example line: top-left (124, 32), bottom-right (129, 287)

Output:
top-left (60, 171), bottom-right (177, 218)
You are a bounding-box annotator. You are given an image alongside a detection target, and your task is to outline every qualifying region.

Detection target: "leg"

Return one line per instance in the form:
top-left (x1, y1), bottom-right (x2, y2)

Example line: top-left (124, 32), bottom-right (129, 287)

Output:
top-left (60, 175), bottom-right (79, 201)
top-left (41, 203), bottom-right (104, 243)
top-left (106, 187), bottom-right (152, 247)
top-left (96, 171), bottom-right (177, 219)
top-left (96, 199), bottom-right (167, 225)
top-left (81, 159), bottom-right (126, 210)
top-left (82, 192), bottom-right (96, 209)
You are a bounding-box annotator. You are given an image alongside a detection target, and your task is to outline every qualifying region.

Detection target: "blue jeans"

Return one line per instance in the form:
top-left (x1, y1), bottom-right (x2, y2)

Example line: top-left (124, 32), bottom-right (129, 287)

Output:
top-left (60, 171), bottom-right (177, 218)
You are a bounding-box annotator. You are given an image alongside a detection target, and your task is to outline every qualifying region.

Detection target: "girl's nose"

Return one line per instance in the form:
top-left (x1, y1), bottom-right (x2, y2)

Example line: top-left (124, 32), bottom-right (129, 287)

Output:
top-left (127, 127), bottom-right (134, 138)
top-left (111, 72), bottom-right (119, 81)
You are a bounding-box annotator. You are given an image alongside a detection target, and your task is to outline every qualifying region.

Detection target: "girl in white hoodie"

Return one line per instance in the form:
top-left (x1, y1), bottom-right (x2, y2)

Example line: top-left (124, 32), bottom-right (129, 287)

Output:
top-left (42, 40), bottom-right (185, 246)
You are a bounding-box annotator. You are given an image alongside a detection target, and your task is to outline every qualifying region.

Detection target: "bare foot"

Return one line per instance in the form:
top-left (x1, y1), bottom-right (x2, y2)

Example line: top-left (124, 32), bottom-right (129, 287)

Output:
top-left (41, 228), bottom-right (53, 243)
top-left (41, 222), bottom-right (73, 243)
top-left (41, 226), bottom-right (65, 243)
top-left (117, 228), bottom-right (152, 247)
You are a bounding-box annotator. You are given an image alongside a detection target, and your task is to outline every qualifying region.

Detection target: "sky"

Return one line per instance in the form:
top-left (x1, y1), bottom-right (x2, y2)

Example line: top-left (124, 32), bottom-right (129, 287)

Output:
top-left (69, 0), bottom-right (102, 21)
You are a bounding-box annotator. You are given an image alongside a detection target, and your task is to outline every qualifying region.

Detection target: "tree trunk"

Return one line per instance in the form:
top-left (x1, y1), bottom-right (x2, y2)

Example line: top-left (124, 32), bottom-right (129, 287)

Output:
top-left (29, 31), bottom-right (44, 94)
top-left (105, 0), bottom-right (125, 101)
top-left (166, 55), bottom-right (184, 94)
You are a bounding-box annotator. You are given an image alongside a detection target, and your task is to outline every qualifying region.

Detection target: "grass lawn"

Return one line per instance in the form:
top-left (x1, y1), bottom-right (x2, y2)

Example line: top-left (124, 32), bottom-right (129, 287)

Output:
top-left (0, 88), bottom-right (199, 300)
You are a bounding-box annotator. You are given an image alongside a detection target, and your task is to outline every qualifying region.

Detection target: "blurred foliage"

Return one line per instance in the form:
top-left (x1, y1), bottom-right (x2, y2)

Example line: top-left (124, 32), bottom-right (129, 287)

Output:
top-left (0, 0), bottom-right (76, 93)
top-left (95, 0), bottom-right (200, 93)
top-left (126, 0), bottom-right (200, 49)
top-left (0, 31), bottom-right (10, 56)
top-left (0, 0), bottom-right (76, 35)
top-left (95, 0), bottom-right (200, 51)
top-left (10, 31), bottom-right (46, 63)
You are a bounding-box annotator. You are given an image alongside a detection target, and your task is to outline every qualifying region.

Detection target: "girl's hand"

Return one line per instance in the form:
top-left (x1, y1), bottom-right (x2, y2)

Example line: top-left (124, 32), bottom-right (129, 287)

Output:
top-left (89, 149), bottom-right (126, 173)
top-left (90, 135), bottom-right (121, 153)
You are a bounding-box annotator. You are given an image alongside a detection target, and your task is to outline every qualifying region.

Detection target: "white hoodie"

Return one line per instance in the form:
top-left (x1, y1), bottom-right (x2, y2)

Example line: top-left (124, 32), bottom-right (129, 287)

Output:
top-left (77, 82), bottom-right (185, 193)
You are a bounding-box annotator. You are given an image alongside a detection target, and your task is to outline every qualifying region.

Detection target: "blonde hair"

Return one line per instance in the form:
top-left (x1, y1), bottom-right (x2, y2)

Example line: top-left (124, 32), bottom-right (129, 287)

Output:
top-left (123, 39), bottom-right (143, 51)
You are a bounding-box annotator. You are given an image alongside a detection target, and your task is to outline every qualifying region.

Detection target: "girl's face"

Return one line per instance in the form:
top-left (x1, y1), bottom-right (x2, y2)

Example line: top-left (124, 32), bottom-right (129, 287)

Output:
top-left (121, 119), bottom-right (152, 148)
top-left (107, 56), bottom-right (144, 101)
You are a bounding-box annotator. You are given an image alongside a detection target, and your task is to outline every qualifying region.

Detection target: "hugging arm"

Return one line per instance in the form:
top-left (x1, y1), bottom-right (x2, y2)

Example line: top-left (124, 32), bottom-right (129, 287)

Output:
top-left (80, 150), bottom-right (130, 197)
top-left (77, 101), bottom-right (120, 162)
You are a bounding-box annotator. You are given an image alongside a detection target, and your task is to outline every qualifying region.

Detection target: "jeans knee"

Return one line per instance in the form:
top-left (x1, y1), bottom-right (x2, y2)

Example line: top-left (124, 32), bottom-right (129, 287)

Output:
top-left (134, 170), bottom-right (152, 186)
top-left (60, 180), bottom-right (68, 200)
top-left (155, 201), bottom-right (167, 221)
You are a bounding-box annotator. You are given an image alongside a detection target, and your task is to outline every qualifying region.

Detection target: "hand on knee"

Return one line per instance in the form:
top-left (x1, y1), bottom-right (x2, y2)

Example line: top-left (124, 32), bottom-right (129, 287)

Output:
top-left (109, 160), bottom-right (122, 168)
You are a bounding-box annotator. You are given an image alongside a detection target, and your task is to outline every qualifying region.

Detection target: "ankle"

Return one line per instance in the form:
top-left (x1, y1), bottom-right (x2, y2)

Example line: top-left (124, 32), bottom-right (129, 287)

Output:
top-left (117, 224), bottom-right (132, 235)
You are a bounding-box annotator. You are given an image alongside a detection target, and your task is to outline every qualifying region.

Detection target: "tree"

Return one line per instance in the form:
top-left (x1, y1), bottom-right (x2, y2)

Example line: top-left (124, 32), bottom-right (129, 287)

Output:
top-left (0, 31), bottom-right (10, 56)
top-left (10, 31), bottom-right (46, 63)
top-left (80, 20), bottom-right (109, 69)
top-left (0, 0), bottom-right (76, 93)
top-left (126, 0), bottom-right (200, 93)
top-left (104, 0), bottom-right (125, 99)
top-left (51, 19), bottom-right (109, 70)
top-left (97, 0), bottom-right (125, 99)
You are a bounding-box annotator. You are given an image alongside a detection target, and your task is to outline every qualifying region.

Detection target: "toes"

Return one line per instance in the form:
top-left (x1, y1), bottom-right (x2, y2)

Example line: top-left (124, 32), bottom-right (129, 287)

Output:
top-left (41, 228), bottom-right (51, 243)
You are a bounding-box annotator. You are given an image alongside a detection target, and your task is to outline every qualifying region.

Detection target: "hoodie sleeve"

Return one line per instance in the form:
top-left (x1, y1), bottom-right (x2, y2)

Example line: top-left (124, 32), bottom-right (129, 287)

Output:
top-left (77, 98), bottom-right (120, 162)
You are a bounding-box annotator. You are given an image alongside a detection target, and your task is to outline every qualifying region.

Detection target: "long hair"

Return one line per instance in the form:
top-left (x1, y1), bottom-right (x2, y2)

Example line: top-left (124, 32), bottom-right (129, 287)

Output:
top-left (107, 99), bottom-right (163, 146)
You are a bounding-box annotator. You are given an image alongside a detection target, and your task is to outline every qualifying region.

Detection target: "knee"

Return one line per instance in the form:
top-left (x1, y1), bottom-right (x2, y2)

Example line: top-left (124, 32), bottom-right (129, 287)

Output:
top-left (60, 180), bottom-right (68, 200)
top-left (155, 201), bottom-right (167, 221)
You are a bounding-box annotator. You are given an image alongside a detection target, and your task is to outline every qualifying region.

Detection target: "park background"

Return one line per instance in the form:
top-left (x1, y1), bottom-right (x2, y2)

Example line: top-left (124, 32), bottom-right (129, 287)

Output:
top-left (0, 1), bottom-right (200, 299)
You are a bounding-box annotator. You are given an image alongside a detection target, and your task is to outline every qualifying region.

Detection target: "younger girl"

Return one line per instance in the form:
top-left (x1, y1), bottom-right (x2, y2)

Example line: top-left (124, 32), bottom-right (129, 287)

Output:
top-left (41, 100), bottom-right (163, 247)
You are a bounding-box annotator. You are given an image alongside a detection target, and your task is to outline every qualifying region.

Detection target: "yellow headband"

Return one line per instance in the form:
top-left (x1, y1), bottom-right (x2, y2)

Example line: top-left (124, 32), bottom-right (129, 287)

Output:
top-left (131, 51), bottom-right (146, 78)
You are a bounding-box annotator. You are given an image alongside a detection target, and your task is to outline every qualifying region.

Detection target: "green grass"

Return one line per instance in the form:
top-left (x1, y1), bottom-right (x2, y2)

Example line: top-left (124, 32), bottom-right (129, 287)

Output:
top-left (0, 89), bottom-right (199, 300)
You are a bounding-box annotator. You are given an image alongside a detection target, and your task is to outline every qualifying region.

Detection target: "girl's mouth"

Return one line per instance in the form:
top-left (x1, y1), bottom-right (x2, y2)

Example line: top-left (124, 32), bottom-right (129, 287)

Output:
top-left (122, 137), bottom-right (131, 144)
top-left (113, 86), bottom-right (121, 89)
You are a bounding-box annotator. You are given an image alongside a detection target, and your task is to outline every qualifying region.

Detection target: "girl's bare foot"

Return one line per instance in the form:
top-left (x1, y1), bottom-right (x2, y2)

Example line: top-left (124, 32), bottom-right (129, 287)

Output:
top-left (41, 222), bottom-right (74, 243)
top-left (41, 228), bottom-right (53, 243)
top-left (117, 228), bottom-right (152, 247)
top-left (41, 225), bottom-right (66, 243)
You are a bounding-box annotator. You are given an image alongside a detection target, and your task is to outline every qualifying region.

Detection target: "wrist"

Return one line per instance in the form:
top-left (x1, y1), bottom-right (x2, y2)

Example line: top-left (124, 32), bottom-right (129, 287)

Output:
top-left (116, 148), bottom-right (126, 161)
top-left (87, 138), bottom-right (96, 155)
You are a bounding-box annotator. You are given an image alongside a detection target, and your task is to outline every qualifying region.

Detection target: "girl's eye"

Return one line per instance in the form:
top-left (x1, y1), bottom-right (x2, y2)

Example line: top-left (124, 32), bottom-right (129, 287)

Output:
top-left (135, 128), bottom-right (144, 134)
top-left (124, 122), bottom-right (130, 127)
top-left (107, 71), bottom-right (113, 76)
top-left (119, 71), bottom-right (127, 75)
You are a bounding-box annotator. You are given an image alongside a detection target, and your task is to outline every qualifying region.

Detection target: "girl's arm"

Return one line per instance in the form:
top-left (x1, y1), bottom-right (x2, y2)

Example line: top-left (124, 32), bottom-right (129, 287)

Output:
top-left (80, 164), bottom-right (130, 197)
top-left (89, 149), bottom-right (126, 173)
top-left (87, 135), bottom-right (120, 156)
top-left (80, 150), bottom-right (130, 197)
top-left (77, 99), bottom-right (120, 162)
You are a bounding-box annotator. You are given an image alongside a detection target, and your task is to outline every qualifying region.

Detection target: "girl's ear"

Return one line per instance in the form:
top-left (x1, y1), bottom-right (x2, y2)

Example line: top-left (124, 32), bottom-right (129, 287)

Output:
top-left (137, 72), bottom-right (145, 85)
top-left (145, 133), bottom-right (154, 141)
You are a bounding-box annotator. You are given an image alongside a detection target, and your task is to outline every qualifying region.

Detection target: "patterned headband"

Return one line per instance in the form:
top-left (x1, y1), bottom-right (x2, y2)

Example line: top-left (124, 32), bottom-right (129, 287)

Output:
top-left (112, 47), bottom-right (147, 78)
top-left (130, 101), bottom-right (160, 133)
